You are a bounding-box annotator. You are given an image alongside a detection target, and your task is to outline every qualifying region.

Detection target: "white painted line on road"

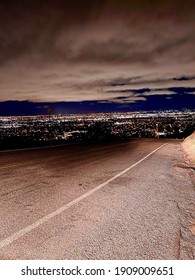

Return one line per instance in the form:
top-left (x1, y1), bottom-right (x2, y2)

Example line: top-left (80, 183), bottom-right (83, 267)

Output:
top-left (0, 143), bottom-right (167, 250)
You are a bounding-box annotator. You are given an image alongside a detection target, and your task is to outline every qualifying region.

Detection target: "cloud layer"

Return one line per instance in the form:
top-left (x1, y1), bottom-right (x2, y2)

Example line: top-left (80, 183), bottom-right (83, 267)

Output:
top-left (0, 0), bottom-right (195, 105)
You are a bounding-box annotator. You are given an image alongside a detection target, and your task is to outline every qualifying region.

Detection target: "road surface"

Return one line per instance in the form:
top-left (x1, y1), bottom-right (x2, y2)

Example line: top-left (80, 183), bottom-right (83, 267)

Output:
top-left (0, 139), bottom-right (194, 259)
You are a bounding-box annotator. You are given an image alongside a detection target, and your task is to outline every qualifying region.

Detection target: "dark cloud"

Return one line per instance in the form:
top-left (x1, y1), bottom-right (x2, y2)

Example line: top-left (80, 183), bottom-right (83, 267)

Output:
top-left (173, 76), bottom-right (195, 81)
top-left (106, 87), bottom-right (195, 97)
top-left (110, 76), bottom-right (195, 87)
top-left (168, 87), bottom-right (195, 93)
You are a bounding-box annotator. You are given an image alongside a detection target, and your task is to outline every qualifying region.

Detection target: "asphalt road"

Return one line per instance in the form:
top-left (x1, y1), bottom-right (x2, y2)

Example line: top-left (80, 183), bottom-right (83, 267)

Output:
top-left (0, 139), bottom-right (194, 259)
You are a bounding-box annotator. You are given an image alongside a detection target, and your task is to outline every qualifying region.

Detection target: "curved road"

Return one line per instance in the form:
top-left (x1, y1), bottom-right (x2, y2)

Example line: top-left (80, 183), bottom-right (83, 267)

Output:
top-left (0, 139), bottom-right (194, 259)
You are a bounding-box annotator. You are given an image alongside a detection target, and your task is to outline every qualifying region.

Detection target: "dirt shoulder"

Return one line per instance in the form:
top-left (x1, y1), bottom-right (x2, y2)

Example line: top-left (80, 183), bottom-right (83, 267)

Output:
top-left (181, 132), bottom-right (195, 166)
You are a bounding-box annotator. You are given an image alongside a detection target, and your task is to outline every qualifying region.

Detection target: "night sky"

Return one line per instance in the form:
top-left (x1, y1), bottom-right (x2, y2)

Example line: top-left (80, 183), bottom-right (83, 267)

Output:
top-left (0, 0), bottom-right (195, 115)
